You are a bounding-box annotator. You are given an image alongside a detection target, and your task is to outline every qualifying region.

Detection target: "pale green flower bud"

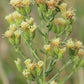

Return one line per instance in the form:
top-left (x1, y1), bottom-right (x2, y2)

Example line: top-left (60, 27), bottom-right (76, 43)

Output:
top-left (15, 58), bottom-right (22, 72)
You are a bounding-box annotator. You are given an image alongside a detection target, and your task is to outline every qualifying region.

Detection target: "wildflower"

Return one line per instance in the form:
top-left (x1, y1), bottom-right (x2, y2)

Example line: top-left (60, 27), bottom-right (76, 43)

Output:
top-left (24, 59), bottom-right (31, 67)
top-left (28, 63), bottom-right (36, 70)
top-left (23, 0), bottom-right (31, 6)
top-left (26, 17), bottom-right (34, 25)
top-left (66, 39), bottom-right (75, 49)
top-left (30, 24), bottom-right (37, 33)
top-left (55, 18), bottom-right (66, 26)
top-left (78, 49), bottom-right (84, 57)
top-left (5, 14), bottom-right (13, 22)
top-left (23, 69), bottom-right (30, 77)
top-left (59, 47), bottom-right (66, 54)
top-left (66, 10), bottom-right (75, 20)
top-left (52, 38), bottom-right (61, 47)
top-left (60, 3), bottom-right (67, 11)
top-left (46, 0), bottom-right (58, 9)
top-left (14, 30), bottom-right (21, 38)
top-left (37, 61), bottom-right (44, 68)
top-left (9, 24), bottom-right (17, 32)
top-left (5, 30), bottom-right (14, 38)
top-left (21, 21), bottom-right (29, 30)
top-left (10, 0), bottom-right (23, 8)
top-left (50, 80), bottom-right (57, 84)
top-left (35, 0), bottom-right (44, 4)
top-left (12, 11), bottom-right (24, 20)
top-left (44, 44), bottom-right (51, 51)
top-left (75, 41), bottom-right (83, 49)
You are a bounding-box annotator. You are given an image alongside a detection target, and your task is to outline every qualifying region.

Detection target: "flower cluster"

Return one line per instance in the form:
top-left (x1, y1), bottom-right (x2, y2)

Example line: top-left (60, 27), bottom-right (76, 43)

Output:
top-left (4, 0), bottom-right (84, 84)
top-left (5, 10), bottom-right (37, 45)
top-left (15, 58), bottom-right (44, 80)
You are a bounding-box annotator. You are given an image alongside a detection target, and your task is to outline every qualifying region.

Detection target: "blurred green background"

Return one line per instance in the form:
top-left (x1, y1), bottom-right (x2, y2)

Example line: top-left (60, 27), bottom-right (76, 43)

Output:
top-left (0, 0), bottom-right (84, 84)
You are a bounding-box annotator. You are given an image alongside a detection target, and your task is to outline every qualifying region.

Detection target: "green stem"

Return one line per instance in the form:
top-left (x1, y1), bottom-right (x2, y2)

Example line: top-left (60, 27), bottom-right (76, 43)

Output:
top-left (63, 71), bottom-right (74, 84)
top-left (27, 80), bottom-right (31, 84)
top-left (47, 60), bottom-right (72, 83)
top-left (25, 41), bottom-right (40, 61)
top-left (15, 46), bottom-right (26, 59)
top-left (43, 54), bottom-right (47, 84)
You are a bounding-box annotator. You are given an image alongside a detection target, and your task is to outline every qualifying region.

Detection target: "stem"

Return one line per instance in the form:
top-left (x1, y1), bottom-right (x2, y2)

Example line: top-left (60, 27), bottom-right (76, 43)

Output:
top-left (27, 80), bottom-right (31, 84)
top-left (47, 60), bottom-right (72, 83)
top-left (15, 46), bottom-right (26, 59)
top-left (63, 71), bottom-right (74, 84)
top-left (43, 53), bottom-right (47, 84)
top-left (25, 41), bottom-right (40, 61)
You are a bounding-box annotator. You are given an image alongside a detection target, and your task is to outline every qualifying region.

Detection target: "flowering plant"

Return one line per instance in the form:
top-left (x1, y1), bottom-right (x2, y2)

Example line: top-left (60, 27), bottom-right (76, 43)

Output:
top-left (4, 0), bottom-right (84, 84)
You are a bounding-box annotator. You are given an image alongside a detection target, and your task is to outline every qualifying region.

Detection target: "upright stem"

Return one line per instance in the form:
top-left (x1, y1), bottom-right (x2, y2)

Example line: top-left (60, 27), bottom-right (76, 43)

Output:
top-left (43, 53), bottom-right (47, 84)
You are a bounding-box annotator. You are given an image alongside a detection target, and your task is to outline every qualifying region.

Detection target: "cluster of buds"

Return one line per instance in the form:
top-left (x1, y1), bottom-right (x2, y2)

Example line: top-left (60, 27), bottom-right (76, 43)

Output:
top-left (59, 2), bottom-right (76, 23)
top-left (21, 17), bottom-right (37, 41)
top-left (10, 0), bottom-right (31, 8)
top-left (21, 17), bottom-right (37, 33)
top-left (44, 38), bottom-right (66, 59)
top-left (23, 59), bottom-right (44, 79)
top-left (66, 39), bottom-right (84, 57)
top-left (5, 24), bottom-right (21, 45)
top-left (5, 11), bottom-right (24, 24)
